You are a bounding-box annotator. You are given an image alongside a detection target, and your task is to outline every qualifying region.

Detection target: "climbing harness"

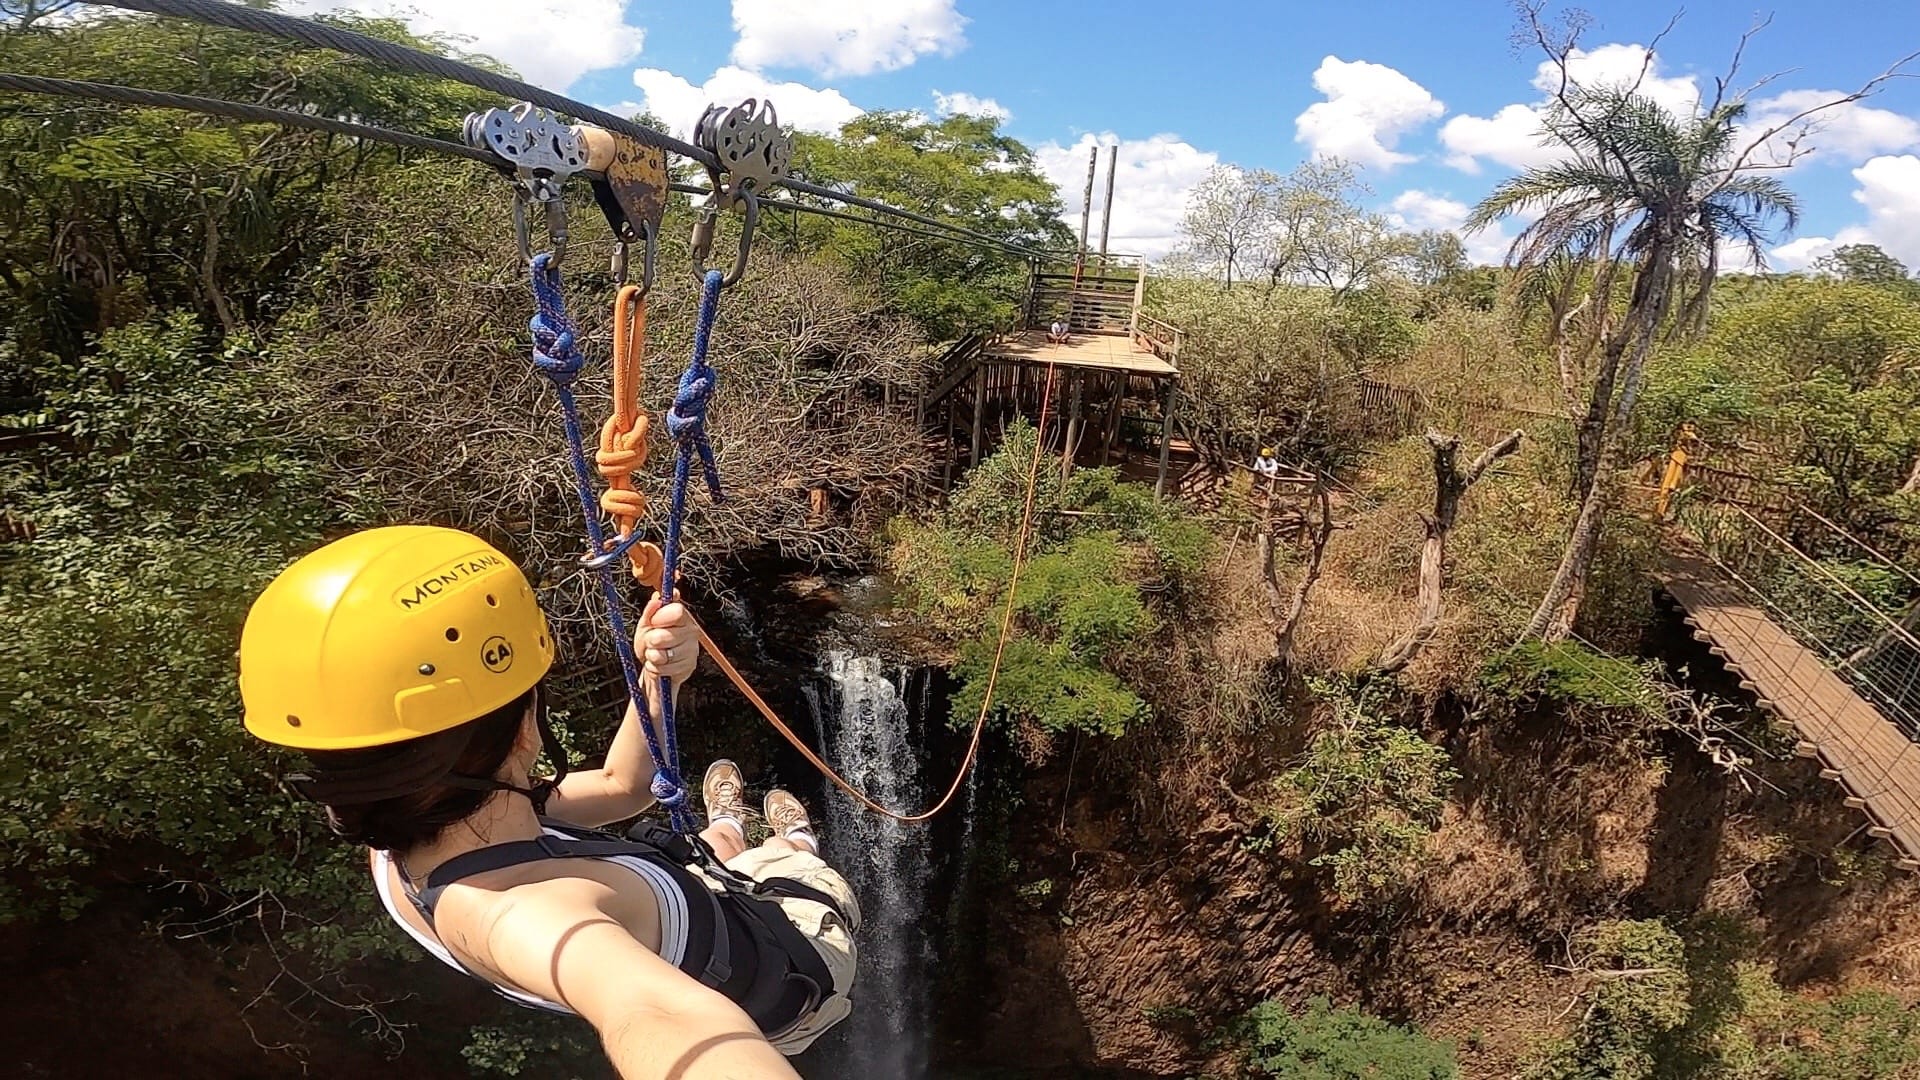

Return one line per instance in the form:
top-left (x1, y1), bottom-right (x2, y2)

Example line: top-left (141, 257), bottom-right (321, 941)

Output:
top-left (399, 817), bottom-right (848, 1038)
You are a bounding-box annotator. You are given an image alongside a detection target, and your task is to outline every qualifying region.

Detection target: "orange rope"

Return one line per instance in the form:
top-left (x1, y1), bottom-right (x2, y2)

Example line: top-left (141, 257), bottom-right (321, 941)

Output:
top-left (598, 284), bottom-right (664, 586)
top-left (693, 363), bottom-right (1061, 823)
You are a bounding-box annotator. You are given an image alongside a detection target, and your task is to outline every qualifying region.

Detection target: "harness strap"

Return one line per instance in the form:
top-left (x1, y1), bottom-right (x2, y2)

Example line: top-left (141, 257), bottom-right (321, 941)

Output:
top-left (408, 822), bottom-right (841, 1035)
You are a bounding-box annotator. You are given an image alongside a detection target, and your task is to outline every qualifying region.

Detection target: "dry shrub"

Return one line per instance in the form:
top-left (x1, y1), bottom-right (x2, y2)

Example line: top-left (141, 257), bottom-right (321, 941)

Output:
top-left (275, 163), bottom-right (928, 660)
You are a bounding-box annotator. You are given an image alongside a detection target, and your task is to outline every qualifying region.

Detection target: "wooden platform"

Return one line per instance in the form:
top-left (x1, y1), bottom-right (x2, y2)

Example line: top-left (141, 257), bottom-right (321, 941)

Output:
top-left (1658, 545), bottom-right (1920, 866)
top-left (989, 330), bottom-right (1177, 377)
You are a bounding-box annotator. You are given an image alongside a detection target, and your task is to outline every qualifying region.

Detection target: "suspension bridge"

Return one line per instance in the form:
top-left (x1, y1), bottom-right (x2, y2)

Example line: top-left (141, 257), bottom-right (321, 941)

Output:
top-left (1656, 453), bottom-right (1920, 868)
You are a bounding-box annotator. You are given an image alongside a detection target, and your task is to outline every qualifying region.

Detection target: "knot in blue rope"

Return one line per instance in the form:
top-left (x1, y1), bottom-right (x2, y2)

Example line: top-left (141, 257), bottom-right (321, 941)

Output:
top-left (650, 768), bottom-right (691, 811)
top-left (665, 270), bottom-right (727, 507)
top-left (529, 253), bottom-right (583, 387)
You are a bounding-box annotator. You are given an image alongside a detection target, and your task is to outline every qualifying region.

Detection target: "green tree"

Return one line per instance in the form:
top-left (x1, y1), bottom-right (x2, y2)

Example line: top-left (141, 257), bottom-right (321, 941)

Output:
top-left (1266, 678), bottom-right (1459, 899)
top-left (1467, 10), bottom-right (1825, 639)
top-left (1176, 163), bottom-right (1280, 287)
top-left (0, 8), bottom-right (497, 357)
top-left (789, 111), bottom-right (1072, 338)
top-left (1234, 996), bottom-right (1458, 1080)
top-left (1813, 243), bottom-right (1914, 289)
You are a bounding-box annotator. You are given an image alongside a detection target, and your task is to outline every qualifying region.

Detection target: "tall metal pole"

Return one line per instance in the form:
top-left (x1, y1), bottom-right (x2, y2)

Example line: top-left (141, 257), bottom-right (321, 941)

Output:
top-left (1097, 144), bottom-right (1118, 274)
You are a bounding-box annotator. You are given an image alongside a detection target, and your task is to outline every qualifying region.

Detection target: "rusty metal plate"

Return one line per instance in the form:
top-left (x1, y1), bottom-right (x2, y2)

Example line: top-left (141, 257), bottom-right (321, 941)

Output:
top-left (605, 136), bottom-right (668, 240)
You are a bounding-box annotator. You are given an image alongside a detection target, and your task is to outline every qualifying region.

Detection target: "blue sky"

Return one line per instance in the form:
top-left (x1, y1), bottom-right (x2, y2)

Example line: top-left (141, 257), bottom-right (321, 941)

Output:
top-left (303, 0), bottom-right (1920, 267)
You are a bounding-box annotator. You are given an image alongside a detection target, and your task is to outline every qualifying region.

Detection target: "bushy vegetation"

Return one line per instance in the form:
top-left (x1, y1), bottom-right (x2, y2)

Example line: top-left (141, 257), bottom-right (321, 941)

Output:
top-left (1480, 640), bottom-right (1666, 720)
top-left (1530, 917), bottom-right (1920, 1080)
top-left (888, 421), bottom-right (1212, 741)
top-left (1227, 995), bottom-right (1458, 1080)
top-left (1263, 679), bottom-right (1459, 899)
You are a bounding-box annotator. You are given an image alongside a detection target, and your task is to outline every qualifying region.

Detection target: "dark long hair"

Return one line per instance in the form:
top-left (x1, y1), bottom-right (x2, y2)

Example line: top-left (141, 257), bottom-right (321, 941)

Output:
top-left (302, 686), bottom-right (536, 853)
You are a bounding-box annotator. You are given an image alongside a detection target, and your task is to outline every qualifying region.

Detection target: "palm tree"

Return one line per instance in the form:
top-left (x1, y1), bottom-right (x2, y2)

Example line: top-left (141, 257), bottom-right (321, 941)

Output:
top-left (1467, 85), bottom-right (1798, 639)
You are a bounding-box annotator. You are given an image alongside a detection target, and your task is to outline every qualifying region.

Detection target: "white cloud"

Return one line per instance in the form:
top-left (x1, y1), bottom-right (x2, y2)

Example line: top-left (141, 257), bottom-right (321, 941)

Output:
top-left (629, 66), bottom-right (862, 140)
top-left (1765, 235), bottom-right (1841, 271)
top-left (932, 90), bottom-right (1010, 122)
top-left (1442, 42), bottom-right (1699, 174)
top-left (1387, 189), bottom-right (1514, 265)
top-left (1760, 156), bottom-right (1920, 271)
top-left (1846, 154), bottom-right (1920, 266)
top-left (729, 0), bottom-right (966, 78)
top-left (1035, 133), bottom-right (1219, 262)
top-left (1294, 56), bottom-right (1444, 171)
top-left (283, 0), bottom-right (642, 90)
top-left (1536, 43), bottom-right (1700, 115)
top-left (1439, 104), bottom-right (1561, 174)
top-left (1740, 90), bottom-right (1920, 167)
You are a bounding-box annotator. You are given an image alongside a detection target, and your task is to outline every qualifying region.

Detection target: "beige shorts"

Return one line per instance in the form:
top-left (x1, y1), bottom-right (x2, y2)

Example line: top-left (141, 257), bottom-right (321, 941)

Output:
top-left (693, 844), bottom-right (861, 1055)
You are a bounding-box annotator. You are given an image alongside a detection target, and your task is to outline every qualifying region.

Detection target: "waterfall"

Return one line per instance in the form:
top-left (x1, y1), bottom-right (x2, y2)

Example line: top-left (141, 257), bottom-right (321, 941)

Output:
top-left (803, 648), bottom-right (933, 1079)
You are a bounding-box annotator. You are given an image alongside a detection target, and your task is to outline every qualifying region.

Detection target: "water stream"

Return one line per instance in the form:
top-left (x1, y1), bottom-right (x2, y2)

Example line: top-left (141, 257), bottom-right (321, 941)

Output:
top-left (802, 649), bottom-right (936, 1078)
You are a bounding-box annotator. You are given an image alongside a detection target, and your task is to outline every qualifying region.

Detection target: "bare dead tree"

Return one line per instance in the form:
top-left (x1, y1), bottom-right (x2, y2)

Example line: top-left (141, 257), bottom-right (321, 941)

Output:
top-left (1376, 429), bottom-right (1524, 673)
top-left (1257, 481), bottom-right (1335, 668)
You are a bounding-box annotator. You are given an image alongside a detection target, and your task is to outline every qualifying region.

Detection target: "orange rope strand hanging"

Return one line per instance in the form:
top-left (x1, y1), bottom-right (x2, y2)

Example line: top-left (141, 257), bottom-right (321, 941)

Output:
top-left (597, 284), bottom-right (664, 586)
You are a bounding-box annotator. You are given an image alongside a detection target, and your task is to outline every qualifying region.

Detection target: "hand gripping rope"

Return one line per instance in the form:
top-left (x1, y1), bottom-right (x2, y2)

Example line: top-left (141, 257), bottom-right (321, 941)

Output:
top-left (528, 253), bottom-right (696, 832)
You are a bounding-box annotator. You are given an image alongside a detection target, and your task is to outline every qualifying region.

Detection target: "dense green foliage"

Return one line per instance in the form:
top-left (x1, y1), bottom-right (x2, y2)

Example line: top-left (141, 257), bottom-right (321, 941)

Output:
top-left (791, 111), bottom-right (1072, 338)
top-left (889, 422), bottom-right (1211, 739)
top-left (1229, 995), bottom-right (1458, 1080)
top-left (1640, 277), bottom-right (1920, 524)
top-left (0, 314), bottom-right (362, 920)
top-left (1264, 679), bottom-right (1459, 899)
top-left (1480, 640), bottom-right (1665, 719)
top-left (1530, 917), bottom-right (1920, 1080)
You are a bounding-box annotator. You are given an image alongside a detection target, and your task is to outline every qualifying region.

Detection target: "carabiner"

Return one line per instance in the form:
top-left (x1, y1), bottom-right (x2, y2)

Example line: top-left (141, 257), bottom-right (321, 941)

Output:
top-left (690, 190), bottom-right (758, 288)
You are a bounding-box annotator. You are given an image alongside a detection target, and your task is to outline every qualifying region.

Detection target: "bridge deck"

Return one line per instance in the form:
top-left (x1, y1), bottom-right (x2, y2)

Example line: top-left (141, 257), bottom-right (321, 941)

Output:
top-left (1658, 546), bottom-right (1920, 865)
top-left (988, 330), bottom-right (1177, 377)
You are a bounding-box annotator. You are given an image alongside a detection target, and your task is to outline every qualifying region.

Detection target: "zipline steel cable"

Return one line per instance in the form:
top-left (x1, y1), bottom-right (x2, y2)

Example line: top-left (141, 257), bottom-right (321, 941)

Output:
top-left (70, 0), bottom-right (1062, 261)
top-left (0, 74), bottom-right (1047, 259)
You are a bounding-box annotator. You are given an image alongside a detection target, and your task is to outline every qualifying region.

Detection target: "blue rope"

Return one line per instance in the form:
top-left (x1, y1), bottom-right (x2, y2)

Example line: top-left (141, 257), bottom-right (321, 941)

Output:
top-left (528, 254), bottom-right (694, 831)
top-left (655, 269), bottom-right (727, 798)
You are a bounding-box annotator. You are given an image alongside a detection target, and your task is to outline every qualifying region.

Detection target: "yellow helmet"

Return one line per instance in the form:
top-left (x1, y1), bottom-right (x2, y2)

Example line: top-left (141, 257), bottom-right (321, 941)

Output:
top-left (240, 526), bottom-right (555, 751)
top-left (1260, 447), bottom-right (1276, 457)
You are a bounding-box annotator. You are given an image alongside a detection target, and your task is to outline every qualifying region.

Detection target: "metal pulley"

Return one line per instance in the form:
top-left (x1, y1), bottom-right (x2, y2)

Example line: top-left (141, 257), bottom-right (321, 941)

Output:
top-left (688, 97), bottom-right (788, 285)
top-left (465, 103), bottom-right (586, 264)
top-left (694, 98), bottom-right (789, 207)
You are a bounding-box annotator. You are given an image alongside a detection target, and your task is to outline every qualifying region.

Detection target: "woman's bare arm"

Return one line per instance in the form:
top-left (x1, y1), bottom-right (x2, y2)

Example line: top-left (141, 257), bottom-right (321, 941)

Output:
top-left (448, 879), bottom-right (799, 1080)
top-left (546, 599), bottom-right (699, 827)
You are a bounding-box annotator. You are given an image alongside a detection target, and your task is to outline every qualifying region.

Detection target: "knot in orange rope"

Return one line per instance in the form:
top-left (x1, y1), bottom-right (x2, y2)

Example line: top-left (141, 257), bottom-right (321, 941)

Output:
top-left (597, 284), bottom-right (664, 587)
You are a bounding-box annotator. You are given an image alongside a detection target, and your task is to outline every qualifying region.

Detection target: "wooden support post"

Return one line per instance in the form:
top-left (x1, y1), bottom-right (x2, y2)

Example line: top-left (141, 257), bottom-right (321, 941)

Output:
top-left (943, 394), bottom-right (956, 497)
top-left (1155, 379), bottom-right (1178, 500)
top-left (1075, 145), bottom-right (1097, 284)
top-left (971, 362), bottom-right (988, 468)
top-left (1102, 373), bottom-right (1124, 464)
top-left (1097, 144), bottom-right (1117, 275)
top-left (1061, 371), bottom-right (1084, 484)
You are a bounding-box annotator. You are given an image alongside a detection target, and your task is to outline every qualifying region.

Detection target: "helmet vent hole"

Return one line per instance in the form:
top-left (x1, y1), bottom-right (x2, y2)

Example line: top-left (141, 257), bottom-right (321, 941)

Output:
top-left (286, 714), bottom-right (302, 728)
top-left (445, 627), bottom-right (461, 642)
top-left (539, 633), bottom-right (549, 649)
top-left (486, 593), bottom-right (498, 607)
